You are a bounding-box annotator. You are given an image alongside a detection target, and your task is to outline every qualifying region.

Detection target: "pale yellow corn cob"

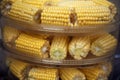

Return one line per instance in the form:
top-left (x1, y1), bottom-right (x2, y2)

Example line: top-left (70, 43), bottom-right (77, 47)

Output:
top-left (91, 33), bottom-right (117, 56)
top-left (69, 37), bottom-right (90, 60)
top-left (80, 66), bottom-right (108, 80)
top-left (60, 68), bottom-right (86, 80)
top-left (8, 1), bottom-right (40, 22)
top-left (3, 26), bottom-right (20, 43)
top-left (41, 6), bottom-right (72, 26)
top-left (22, 0), bottom-right (50, 8)
top-left (28, 68), bottom-right (58, 80)
top-left (9, 59), bottom-right (29, 79)
top-left (15, 33), bottom-right (50, 58)
top-left (50, 36), bottom-right (69, 60)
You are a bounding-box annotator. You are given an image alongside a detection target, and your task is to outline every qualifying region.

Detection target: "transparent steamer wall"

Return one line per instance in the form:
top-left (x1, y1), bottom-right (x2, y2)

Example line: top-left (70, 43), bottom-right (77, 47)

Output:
top-left (2, 26), bottom-right (118, 61)
top-left (6, 58), bottom-right (112, 80)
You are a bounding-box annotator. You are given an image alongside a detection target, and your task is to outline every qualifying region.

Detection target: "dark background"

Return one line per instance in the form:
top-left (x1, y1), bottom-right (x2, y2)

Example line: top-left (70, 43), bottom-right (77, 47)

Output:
top-left (0, 0), bottom-right (120, 80)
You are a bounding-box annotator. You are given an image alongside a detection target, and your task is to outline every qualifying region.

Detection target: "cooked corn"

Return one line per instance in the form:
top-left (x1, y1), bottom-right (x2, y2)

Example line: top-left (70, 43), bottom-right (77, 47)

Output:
top-left (81, 66), bottom-right (108, 80)
top-left (50, 36), bottom-right (69, 60)
top-left (3, 26), bottom-right (20, 43)
top-left (91, 33), bottom-right (117, 56)
top-left (9, 59), bottom-right (29, 79)
top-left (69, 36), bottom-right (90, 60)
top-left (28, 67), bottom-right (58, 80)
top-left (60, 68), bottom-right (86, 80)
top-left (15, 33), bottom-right (50, 58)
top-left (8, 1), bottom-right (40, 22)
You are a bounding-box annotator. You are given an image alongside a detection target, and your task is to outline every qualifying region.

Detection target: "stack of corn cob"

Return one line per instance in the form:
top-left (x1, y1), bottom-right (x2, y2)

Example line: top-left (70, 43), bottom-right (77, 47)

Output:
top-left (8, 1), bottom-right (41, 22)
top-left (15, 33), bottom-right (50, 58)
top-left (50, 36), bottom-right (69, 60)
top-left (91, 33), bottom-right (117, 56)
top-left (69, 36), bottom-right (90, 60)
top-left (3, 26), bottom-right (20, 44)
top-left (28, 67), bottom-right (58, 80)
top-left (9, 59), bottom-right (29, 80)
top-left (60, 68), bottom-right (86, 80)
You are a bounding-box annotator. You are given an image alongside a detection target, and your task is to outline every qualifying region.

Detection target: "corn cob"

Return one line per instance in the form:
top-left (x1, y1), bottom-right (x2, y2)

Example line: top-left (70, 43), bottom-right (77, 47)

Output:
top-left (50, 36), bottom-right (69, 60)
top-left (22, 0), bottom-right (50, 8)
top-left (60, 68), bottom-right (86, 80)
top-left (8, 1), bottom-right (41, 23)
top-left (91, 33), bottom-right (117, 56)
top-left (9, 59), bottom-right (29, 79)
top-left (41, 6), bottom-right (73, 26)
top-left (15, 33), bottom-right (50, 58)
top-left (80, 66), bottom-right (108, 80)
top-left (28, 68), bottom-right (58, 80)
top-left (3, 26), bottom-right (20, 43)
top-left (69, 36), bottom-right (90, 60)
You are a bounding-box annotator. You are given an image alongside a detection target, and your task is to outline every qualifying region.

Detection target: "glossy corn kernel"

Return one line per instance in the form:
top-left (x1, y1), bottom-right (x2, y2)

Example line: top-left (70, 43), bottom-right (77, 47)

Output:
top-left (60, 68), bottom-right (86, 80)
top-left (8, 1), bottom-right (40, 22)
top-left (28, 67), bottom-right (58, 80)
top-left (91, 33), bottom-right (117, 56)
top-left (9, 59), bottom-right (29, 79)
top-left (15, 33), bottom-right (50, 58)
top-left (50, 36), bottom-right (69, 60)
top-left (3, 26), bottom-right (20, 43)
top-left (69, 36), bottom-right (90, 60)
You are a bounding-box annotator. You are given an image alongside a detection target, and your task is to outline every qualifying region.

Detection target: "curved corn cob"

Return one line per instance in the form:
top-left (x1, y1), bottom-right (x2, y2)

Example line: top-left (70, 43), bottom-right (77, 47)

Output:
top-left (91, 33), bottom-right (117, 56)
top-left (3, 26), bottom-right (20, 43)
top-left (80, 66), bottom-right (108, 80)
top-left (9, 59), bottom-right (29, 79)
top-left (15, 33), bottom-right (50, 58)
top-left (28, 68), bottom-right (58, 80)
top-left (22, 0), bottom-right (50, 8)
top-left (50, 36), bottom-right (69, 60)
top-left (60, 68), bottom-right (86, 80)
top-left (8, 1), bottom-right (41, 22)
top-left (41, 6), bottom-right (72, 26)
top-left (69, 37), bottom-right (90, 60)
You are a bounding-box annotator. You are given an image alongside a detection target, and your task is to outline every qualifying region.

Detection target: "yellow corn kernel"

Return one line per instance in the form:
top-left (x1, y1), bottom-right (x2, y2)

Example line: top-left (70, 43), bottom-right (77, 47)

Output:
top-left (9, 59), bottom-right (29, 79)
top-left (3, 26), bottom-right (20, 43)
top-left (28, 68), bottom-right (58, 80)
top-left (15, 33), bottom-right (50, 58)
top-left (8, 1), bottom-right (40, 22)
top-left (91, 33), bottom-right (117, 56)
top-left (50, 36), bottom-right (69, 60)
top-left (69, 36), bottom-right (90, 60)
top-left (60, 68), bottom-right (86, 80)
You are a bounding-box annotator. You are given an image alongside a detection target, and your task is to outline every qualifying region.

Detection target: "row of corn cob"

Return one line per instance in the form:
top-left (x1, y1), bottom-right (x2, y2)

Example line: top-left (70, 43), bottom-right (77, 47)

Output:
top-left (1, 0), bottom-right (117, 26)
top-left (8, 58), bottom-right (112, 80)
top-left (3, 26), bottom-right (117, 60)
